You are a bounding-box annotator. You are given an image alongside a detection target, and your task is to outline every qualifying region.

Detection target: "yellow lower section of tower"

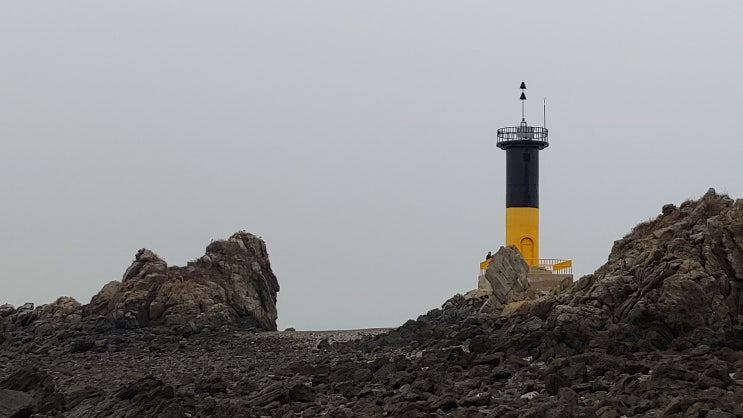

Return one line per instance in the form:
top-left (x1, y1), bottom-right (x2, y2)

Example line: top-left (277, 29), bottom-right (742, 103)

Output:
top-left (505, 207), bottom-right (539, 266)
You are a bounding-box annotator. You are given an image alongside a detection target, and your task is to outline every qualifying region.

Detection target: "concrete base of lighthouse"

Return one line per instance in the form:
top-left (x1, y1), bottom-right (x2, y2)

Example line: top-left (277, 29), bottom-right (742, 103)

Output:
top-left (477, 270), bottom-right (573, 297)
top-left (473, 246), bottom-right (573, 315)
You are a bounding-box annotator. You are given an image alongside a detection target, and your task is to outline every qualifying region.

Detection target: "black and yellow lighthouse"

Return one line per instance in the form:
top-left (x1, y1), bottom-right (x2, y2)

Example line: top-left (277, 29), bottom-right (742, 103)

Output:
top-left (477, 82), bottom-right (571, 290)
top-left (495, 82), bottom-right (548, 265)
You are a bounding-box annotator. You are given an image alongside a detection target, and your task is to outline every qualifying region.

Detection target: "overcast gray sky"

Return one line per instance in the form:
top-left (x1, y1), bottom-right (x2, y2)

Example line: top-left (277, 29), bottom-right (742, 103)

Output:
top-left (2, 2), bottom-right (742, 330)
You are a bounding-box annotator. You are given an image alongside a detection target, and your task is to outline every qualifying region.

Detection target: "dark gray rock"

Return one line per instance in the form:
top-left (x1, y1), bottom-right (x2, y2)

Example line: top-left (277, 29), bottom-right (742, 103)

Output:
top-left (0, 389), bottom-right (34, 418)
top-left (288, 383), bottom-right (315, 402)
top-left (245, 381), bottom-right (287, 406)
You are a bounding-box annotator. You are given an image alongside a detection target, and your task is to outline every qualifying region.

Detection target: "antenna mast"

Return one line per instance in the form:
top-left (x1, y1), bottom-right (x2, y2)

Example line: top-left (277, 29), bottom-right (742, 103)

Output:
top-left (543, 98), bottom-right (547, 128)
top-left (520, 82), bottom-right (527, 121)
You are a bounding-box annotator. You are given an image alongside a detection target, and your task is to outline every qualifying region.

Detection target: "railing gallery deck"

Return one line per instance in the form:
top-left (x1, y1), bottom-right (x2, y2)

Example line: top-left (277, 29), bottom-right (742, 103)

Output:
top-left (479, 257), bottom-right (572, 276)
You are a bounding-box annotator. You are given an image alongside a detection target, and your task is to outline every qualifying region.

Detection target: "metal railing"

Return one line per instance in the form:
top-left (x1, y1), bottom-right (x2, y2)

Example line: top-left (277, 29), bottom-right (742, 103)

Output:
top-left (496, 125), bottom-right (549, 144)
top-left (479, 259), bottom-right (491, 272)
top-left (479, 257), bottom-right (572, 275)
top-left (526, 259), bottom-right (572, 274)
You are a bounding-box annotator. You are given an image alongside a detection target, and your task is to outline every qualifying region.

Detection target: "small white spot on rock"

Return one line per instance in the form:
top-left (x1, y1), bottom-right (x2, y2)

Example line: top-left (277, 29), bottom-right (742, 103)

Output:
top-left (520, 391), bottom-right (539, 400)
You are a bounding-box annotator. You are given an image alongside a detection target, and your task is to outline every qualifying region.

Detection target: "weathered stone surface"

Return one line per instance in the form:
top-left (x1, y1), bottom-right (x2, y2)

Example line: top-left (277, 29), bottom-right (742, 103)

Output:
top-left (85, 231), bottom-right (280, 330)
top-left (559, 188), bottom-right (743, 348)
top-left (484, 245), bottom-right (532, 311)
top-left (0, 297), bottom-right (82, 336)
top-left (0, 389), bottom-right (34, 418)
top-left (0, 304), bottom-right (14, 318)
top-left (36, 296), bottom-right (82, 322)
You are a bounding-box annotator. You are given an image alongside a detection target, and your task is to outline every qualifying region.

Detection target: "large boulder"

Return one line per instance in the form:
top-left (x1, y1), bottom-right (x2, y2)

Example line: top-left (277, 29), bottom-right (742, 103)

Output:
top-left (483, 246), bottom-right (533, 312)
top-left (0, 367), bottom-right (59, 417)
top-left (0, 389), bottom-right (34, 418)
top-left (84, 231), bottom-right (280, 331)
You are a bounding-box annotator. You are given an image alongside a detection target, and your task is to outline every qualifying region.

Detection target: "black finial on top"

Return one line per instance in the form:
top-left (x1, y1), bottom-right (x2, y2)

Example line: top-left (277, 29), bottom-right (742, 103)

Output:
top-left (519, 82), bottom-right (527, 120)
top-left (497, 81), bottom-right (549, 149)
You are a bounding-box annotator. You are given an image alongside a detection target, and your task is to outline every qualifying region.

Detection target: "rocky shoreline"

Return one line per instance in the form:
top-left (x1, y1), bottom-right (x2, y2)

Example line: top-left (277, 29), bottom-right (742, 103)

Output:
top-left (3, 189), bottom-right (743, 417)
top-left (2, 298), bottom-right (741, 417)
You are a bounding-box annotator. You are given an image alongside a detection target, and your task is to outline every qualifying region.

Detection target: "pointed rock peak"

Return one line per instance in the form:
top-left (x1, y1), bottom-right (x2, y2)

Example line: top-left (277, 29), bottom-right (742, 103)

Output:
top-left (86, 231), bottom-right (280, 331)
top-left (134, 248), bottom-right (162, 263)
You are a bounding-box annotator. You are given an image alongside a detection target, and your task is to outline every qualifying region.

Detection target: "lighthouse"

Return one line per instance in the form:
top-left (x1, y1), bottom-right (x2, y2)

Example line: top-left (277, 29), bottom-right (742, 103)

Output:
top-left (496, 82), bottom-right (547, 265)
top-left (478, 82), bottom-right (572, 294)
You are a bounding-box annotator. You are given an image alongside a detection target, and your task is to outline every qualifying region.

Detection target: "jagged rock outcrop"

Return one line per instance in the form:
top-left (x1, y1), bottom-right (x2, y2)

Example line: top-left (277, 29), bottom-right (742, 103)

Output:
top-left (85, 231), bottom-right (280, 331)
top-left (0, 298), bottom-right (83, 336)
top-left (349, 189), bottom-right (743, 416)
top-left (482, 245), bottom-right (533, 312)
top-left (534, 188), bottom-right (743, 352)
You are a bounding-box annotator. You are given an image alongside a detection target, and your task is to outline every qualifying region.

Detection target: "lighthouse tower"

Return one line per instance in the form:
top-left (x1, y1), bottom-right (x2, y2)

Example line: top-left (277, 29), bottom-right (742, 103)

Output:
top-left (496, 82), bottom-right (547, 265)
top-left (478, 82), bottom-right (572, 295)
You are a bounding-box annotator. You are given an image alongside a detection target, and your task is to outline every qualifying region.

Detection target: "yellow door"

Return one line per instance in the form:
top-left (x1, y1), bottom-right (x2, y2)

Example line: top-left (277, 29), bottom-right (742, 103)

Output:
top-left (520, 237), bottom-right (534, 264)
